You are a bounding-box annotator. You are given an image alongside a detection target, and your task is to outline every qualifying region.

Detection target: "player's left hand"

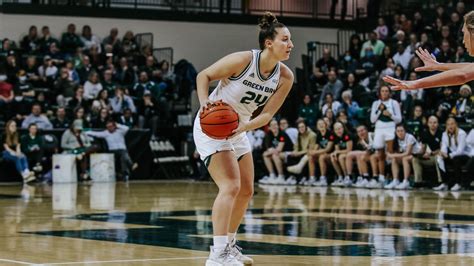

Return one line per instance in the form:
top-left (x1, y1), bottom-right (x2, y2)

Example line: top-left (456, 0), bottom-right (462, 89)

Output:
top-left (382, 76), bottom-right (416, 90)
top-left (227, 121), bottom-right (249, 140)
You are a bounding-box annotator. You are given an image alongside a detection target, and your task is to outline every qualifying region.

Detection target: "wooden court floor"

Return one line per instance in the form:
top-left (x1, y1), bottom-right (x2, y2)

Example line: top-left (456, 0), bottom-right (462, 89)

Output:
top-left (0, 180), bottom-right (473, 265)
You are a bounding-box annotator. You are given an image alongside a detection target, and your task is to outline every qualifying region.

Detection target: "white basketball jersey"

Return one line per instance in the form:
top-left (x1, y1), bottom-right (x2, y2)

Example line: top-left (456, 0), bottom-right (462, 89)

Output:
top-left (208, 50), bottom-right (281, 122)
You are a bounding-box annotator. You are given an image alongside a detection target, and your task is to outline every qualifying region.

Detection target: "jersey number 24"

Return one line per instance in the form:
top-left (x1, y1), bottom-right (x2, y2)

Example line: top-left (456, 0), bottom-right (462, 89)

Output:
top-left (240, 91), bottom-right (268, 107)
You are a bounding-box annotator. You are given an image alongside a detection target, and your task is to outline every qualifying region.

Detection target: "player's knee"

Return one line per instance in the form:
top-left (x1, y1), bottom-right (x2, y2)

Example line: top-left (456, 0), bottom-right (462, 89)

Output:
top-left (222, 182), bottom-right (241, 197)
top-left (239, 182), bottom-right (254, 198)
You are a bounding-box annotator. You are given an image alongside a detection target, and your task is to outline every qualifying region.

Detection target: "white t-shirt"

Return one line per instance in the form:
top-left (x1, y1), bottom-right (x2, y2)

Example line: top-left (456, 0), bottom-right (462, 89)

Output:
top-left (397, 133), bottom-right (421, 154)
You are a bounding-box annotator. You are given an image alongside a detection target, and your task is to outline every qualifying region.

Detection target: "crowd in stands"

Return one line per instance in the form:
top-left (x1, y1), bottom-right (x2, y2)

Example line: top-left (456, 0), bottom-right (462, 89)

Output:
top-left (253, 1), bottom-right (474, 191)
top-left (0, 23), bottom-right (189, 182)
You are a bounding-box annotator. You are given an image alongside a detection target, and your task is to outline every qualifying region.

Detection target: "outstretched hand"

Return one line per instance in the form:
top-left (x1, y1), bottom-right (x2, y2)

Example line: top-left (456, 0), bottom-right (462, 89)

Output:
top-left (415, 47), bottom-right (439, 72)
top-left (382, 76), bottom-right (417, 91)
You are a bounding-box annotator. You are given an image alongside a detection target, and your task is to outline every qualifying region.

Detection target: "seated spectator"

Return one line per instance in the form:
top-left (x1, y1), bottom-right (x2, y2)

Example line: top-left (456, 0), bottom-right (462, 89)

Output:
top-left (72, 106), bottom-right (90, 129)
top-left (329, 122), bottom-right (354, 187)
top-left (118, 108), bottom-right (136, 128)
top-left (313, 48), bottom-right (337, 87)
top-left (77, 55), bottom-right (96, 83)
top-left (38, 26), bottom-right (59, 54)
top-left (67, 86), bottom-right (89, 112)
top-left (14, 70), bottom-right (35, 99)
top-left (83, 71), bottom-right (103, 100)
top-left (342, 73), bottom-right (368, 105)
top-left (337, 50), bottom-right (358, 77)
top-left (386, 124), bottom-right (421, 190)
top-left (349, 34), bottom-right (362, 60)
top-left (91, 107), bottom-right (110, 129)
top-left (5, 52), bottom-right (20, 83)
top-left (0, 73), bottom-right (14, 109)
top-left (86, 120), bottom-right (137, 180)
top-left (51, 107), bottom-right (70, 129)
top-left (355, 46), bottom-right (378, 82)
top-left (405, 105), bottom-right (426, 140)
top-left (286, 120), bottom-right (316, 178)
top-left (46, 42), bottom-right (64, 65)
top-left (401, 72), bottom-right (424, 115)
top-left (377, 58), bottom-right (395, 88)
top-left (323, 108), bottom-right (335, 129)
top-left (393, 42), bottom-right (413, 71)
top-left (297, 95), bottom-right (317, 128)
top-left (37, 56), bottom-right (58, 87)
top-left (111, 87), bottom-right (136, 115)
top-left (436, 87), bottom-right (457, 122)
top-left (319, 70), bottom-right (343, 106)
top-left (65, 60), bottom-right (80, 84)
top-left (120, 30), bottom-right (137, 58)
top-left (139, 56), bottom-right (158, 78)
top-left (131, 71), bottom-right (158, 99)
top-left (20, 25), bottom-right (40, 54)
top-left (247, 128), bottom-right (265, 153)
top-left (61, 23), bottom-right (84, 56)
top-left (80, 25), bottom-right (101, 53)
top-left (1, 120), bottom-right (35, 182)
top-left (340, 90), bottom-right (360, 127)
top-left (346, 125), bottom-right (374, 187)
top-left (360, 31), bottom-right (385, 58)
top-left (116, 57), bottom-right (136, 86)
top-left (8, 90), bottom-right (31, 124)
top-left (375, 17), bottom-right (388, 40)
top-left (101, 69), bottom-right (118, 94)
top-left (304, 119), bottom-right (334, 186)
top-left (21, 103), bottom-right (53, 130)
top-left (258, 120), bottom-right (293, 185)
top-left (35, 92), bottom-right (53, 117)
top-left (55, 67), bottom-right (79, 107)
top-left (452, 84), bottom-right (473, 121)
top-left (436, 40), bottom-right (454, 63)
top-left (321, 92), bottom-right (342, 117)
top-left (137, 91), bottom-right (159, 138)
top-left (60, 119), bottom-right (94, 181)
top-left (91, 89), bottom-right (111, 116)
top-left (24, 56), bottom-right (41, 87)
top-left (434, 117), bottom-right (470, 191)
top-left (279, 118), bottom-right (298, 145)
top-left (412, 115), bottom-right (442, 186)
top-left (20, 123), bottom-right (44, 175)
top-left (102, 28), bottom-right (121, 55)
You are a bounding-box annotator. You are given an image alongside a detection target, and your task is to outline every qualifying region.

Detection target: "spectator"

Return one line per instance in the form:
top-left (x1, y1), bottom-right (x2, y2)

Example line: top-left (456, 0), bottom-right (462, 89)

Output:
top-left (111, 87), bottom-right (136, 115)
top-left (436, 87), bottom-right (457, 122)
top-left (412, 11), bottom-right (425, 35)
top-left (1, 120), bottom-right (35, 182)
top-left (247, 128), bottom-right (265, 153)
top-left (347, 125), bottom-right (374, 187)
top-left (24, 56), bottom-right (41, 87)
top-left (319, 70), bottom-right (344, 106)
top-left (55, 67), bottom-right (79, 107)
top-left (20, 123), bottom-right (44, 174)
top-left (313, 48), bottom-right (337, 86)
top-left (83, 71), bottom-right (103, 100)
top-left (139, 56), bottom-right (158, 78)
top-left (137, 90), bottom-right (159, 138)
top-left (399, 13), bottom-right (412, 33)
top-left (116, 57), bottom-right (136, 87)
top-left (405, 105), bottom-right (426, 141)
top-left (86, 120), bottom-right (137, 181)
top-left (286, 120), bottom-right (316, 178)
top-left (91, 89), bottom-right (111, 116)
top-left (72, 106), bottom-right (90, 129)
top-left (401, 72), bottom-right (424, 116)
top-left (385, 124), bottom-right (421, 190)
top-left (369, 85), bottom-right (402, 188)
top-left (341, 90), bottom-right (360, 127)
top-left (21, 103), bottom-right (53, 130)
top-left (360, 31), bottom-right (385, 58)
top-left (297, 95), bottom-right (317, 128)
top-left (14, 70), bottom-right (35, 99)
top-left (60, 119), bottom-right (93, 181)
top-left (436, 40), bottom-right (454, 63)
top-left (37, 56), bottom-right (58, 86)
top-left (102, 28), bottom-right (121, 55)
top-left (279, 118), bottom-right (298, 145)
top-left (356, 46), bottom-right (378, 82)
top-left (80, 25), bottom-right (101, 53)
top-left (337, 50), bottom-right (358, 77)
top-left (375, 17), bottom-right (388, 40)
top-left (9, 90), bottom-right (31, 124)
top-left (435, 117), bottom-right (470, 191)
top-left (0, 73), bottom-right (14, 108)
top-left (305, 119), bottom-right (334, 186)
top-left (131, 71), bottom-right (158, 99)
top-left (412, 115), bottom-right (442, 186)
top-left (77, 56), bottom-right (96, 83)
top-left (5, 53), bottom-right (19, 83)
top-left (118, 108), bottom-right (136, 128)
top-left (393, 42), bottom-right (413, 70)
top-left (91, 107), bottom-right (110, 129)
top-left (38, 25), bottom-right (59, 53)
top-left (120, 31), bottom-right (137, 58)
top-left (51, 107), bottom-right (70, 129)
top-left (20, 26), bottom-right (40, 54)
top-left (321, 92), bottom-right (342, 117)
top-left (101, 69), bottom-right (118, 94)
top-left (46, 42), bottom-right (64, 64)
top-left (258, 120), bottom-right (293, 185)
top-left (349, 34), bottom-right (362, 60)
top-left (452, 84), bottom-right (473, 121)
top-left (329, 121), bottom-right (354, 187)
top-left (342, 73), bottom-right (367, 105)
top-left (61, 23), bottom-right (84, 55)
top-left (67, 86), bottom-right (89, 113)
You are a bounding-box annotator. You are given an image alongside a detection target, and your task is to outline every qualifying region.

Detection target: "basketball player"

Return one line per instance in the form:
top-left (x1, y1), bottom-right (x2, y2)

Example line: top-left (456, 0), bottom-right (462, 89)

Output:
top-left (383, 11), bottom-right (474, 90)
top-left (193, 12), bottom-right (294, 266)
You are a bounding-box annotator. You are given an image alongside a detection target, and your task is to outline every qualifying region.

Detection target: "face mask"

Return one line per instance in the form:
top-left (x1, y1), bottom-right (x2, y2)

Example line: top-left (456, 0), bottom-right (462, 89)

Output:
top-left (0, 75), bottom-right (7, 81)
top-left (15, 96), bottom-right (23, 101)
top-left (19, 76), bottom-right (27, 82)
top-left (344, 55), bottom-right (351, 62)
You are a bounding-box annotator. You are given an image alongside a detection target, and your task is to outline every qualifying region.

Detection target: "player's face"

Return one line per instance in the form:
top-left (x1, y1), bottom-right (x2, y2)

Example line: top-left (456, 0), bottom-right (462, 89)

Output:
top-left (316, 120), bottom-right (326, 132)
top-left (462, 23), bottom-right (474, 56)
top-left (269, 120), bottom-right (279, 133)
top-left (357, 127), bottom-right (367, 139)
top-left (334, 123), bottom-right (344, 136)
top-left (396, 127), bottom-right (406, 139)
top-left (269, 27), bottom-right (293, 61)
top-left (297, 123), bottom-right (306, 134)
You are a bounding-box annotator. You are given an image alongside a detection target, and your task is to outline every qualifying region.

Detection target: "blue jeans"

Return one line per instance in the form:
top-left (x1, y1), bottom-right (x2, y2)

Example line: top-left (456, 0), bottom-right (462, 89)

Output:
top-left (2, 151), bottom-right (29, 174)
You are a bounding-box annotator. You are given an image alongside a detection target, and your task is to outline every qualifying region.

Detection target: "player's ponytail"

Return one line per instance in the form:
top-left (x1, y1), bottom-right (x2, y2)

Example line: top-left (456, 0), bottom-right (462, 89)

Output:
top-left (464, 11), bottom-right (474, 33)
top-left (258, 12), bottom-right (286, 50)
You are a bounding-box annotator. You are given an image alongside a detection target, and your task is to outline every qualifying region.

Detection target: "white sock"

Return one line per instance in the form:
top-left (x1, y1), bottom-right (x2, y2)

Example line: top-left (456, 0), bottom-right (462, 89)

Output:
top-left (320, 176), bottom-right (326, 181)
top-left (227, 232), bottom-right (236, 244)
top-left (379, 175), bottom-right (385, 180)
top-left (213, 235), bottom-right (228, 249)
top-left (269, 173), bottom-right (276, 178)
top-left (338, 176), bottom-right (343, 180)
top-left (278, 174), bottom-right (285, 178)
top-left (309, 176), bottom-right (315, 180)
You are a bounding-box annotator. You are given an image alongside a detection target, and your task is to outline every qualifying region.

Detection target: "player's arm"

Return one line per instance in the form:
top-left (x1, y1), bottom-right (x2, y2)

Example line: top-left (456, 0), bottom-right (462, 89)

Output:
top-left (234, 64), bottom-right (294, 134)
top-left (383, 63), bottom-right (474, 90)
top-left (415, 47), bottom-right (471, 72)
top-left (196, 51), bottom-right (252, 108)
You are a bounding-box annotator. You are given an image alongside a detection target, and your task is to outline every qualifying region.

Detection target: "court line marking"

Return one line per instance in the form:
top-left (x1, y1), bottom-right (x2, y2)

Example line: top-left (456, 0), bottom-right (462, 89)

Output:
top-left (44, 256), bottom-right (210, 265)
top-left (0, 258), bottom-right (34, 265)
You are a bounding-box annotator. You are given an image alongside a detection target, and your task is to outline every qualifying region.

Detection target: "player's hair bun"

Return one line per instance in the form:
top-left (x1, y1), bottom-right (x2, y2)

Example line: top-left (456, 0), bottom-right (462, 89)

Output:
top-left (259, 12), bottom-right (278, 30)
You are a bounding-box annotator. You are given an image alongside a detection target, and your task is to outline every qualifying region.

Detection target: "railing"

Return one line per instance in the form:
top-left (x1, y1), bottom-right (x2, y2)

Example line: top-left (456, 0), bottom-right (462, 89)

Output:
top-left (1, 0), bottom-right (369, 20)
top-left (153, 47), bottom-right (173, 66)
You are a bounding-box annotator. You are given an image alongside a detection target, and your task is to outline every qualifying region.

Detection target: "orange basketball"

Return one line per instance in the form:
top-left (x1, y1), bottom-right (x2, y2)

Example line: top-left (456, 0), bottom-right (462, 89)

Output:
top-left (200, 101), bottom-right (239, 139)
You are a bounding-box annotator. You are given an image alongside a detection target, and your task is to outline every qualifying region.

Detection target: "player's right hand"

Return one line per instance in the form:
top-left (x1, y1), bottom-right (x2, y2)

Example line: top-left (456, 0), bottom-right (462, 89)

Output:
top-left (199, 99), bottom-right (215, 114)
top-left (382, 76), bottom-right (416, 90)
top-left (415, 47), bottom-right (439, 72)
